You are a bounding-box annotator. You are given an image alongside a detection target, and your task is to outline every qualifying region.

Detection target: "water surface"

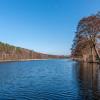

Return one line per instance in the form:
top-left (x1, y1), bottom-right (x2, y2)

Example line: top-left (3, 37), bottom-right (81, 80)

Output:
top-left (0, 59), bottom-right (100, 100)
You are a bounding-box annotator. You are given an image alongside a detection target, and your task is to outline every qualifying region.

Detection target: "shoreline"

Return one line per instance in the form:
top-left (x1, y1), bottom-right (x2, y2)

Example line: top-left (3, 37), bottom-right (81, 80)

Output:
top-left (0, 58), bottom-right (66, 63)
top-left (0, 59), bottom-right (49, 63)
top-left (71, 58), bottom-right (100, 64)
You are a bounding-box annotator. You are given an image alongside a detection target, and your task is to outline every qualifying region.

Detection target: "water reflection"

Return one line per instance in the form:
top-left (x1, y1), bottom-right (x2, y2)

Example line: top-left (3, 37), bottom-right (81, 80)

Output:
top-left (78, 62), bottom-right (100, 100)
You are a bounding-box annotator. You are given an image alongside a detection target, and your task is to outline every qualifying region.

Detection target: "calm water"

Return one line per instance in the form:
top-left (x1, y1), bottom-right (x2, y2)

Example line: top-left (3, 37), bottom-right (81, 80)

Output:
top-left (0, 59), bottom-right (100, 100)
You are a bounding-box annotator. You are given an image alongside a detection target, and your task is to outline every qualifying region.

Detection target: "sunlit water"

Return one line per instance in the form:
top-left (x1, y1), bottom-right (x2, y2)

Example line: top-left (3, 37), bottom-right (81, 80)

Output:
top-left (0, 59), bottom-right (100, 100)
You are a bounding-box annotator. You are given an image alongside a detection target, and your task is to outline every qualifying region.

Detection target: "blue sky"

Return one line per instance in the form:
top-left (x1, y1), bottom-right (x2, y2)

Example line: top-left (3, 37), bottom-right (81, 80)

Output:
top-left (0, 0), bottom-right (100, 55)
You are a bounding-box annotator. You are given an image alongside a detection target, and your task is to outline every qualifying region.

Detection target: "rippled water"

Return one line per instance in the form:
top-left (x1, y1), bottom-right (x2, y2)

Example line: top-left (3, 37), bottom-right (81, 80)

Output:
top-left (0, 59), bottom-right (100, 100)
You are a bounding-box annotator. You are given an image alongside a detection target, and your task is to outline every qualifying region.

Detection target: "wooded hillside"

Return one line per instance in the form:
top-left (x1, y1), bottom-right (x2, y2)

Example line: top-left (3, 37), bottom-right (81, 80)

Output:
top-left (0, 42), bottom-right (65, 61)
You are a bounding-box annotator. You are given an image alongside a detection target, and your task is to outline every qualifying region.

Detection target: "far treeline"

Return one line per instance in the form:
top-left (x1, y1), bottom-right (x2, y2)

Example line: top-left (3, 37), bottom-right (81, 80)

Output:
top-left (0, 42), bottom-right (66, 61)
top-left (71, 12), bottom-right (100, 63)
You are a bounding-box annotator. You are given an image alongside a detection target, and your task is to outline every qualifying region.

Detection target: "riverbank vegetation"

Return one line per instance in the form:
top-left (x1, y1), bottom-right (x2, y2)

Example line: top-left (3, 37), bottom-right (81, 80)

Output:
top-left (71, 12), bottom-right (100, 63)
top-left (0, 42), bottom-right (65, 61)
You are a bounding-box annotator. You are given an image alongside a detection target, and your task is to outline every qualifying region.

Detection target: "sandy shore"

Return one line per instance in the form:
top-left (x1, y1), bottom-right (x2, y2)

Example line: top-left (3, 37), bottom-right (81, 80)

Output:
top-left (0, 59), bottom-right (49, 63)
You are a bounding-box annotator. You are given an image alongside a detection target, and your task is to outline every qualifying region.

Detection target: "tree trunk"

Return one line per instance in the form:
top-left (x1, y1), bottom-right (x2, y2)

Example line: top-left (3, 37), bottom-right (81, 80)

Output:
top-left (93, 43), bottom-right (100, 61)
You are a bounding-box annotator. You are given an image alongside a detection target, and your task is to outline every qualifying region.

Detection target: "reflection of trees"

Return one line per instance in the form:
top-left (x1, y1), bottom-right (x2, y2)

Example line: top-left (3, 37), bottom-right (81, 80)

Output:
top-left (79, 62), bottom-right (100, 100)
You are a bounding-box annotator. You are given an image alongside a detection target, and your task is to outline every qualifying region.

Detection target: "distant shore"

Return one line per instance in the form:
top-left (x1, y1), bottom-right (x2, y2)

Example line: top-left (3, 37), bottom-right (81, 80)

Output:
top-left (0, 59), bottom-right (49, 63)
top-left (0, 58), bottom-right (66, 63)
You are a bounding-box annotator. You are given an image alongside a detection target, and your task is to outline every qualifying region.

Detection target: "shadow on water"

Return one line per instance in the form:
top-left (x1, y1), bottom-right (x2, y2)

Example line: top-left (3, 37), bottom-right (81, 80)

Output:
top-left (76, 62), bottom-right (100, 100)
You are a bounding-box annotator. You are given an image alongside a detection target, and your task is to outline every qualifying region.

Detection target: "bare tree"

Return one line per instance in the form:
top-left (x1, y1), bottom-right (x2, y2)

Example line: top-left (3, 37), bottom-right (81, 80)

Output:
top-left (72, 12), bottom-right (100, 61)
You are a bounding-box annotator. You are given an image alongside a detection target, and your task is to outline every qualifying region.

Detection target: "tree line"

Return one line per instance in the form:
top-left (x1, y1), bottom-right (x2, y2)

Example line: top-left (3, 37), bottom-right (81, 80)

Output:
top-left (0, 42), bottom-right (65, 61)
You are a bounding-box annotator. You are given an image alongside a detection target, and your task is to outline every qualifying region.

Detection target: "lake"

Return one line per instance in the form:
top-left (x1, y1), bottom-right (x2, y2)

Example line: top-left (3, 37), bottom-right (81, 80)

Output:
top-left (0, 59), bottom-right (100, 100)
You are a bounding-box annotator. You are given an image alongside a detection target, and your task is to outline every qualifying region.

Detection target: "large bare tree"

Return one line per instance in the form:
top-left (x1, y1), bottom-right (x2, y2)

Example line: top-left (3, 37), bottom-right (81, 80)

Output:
top-left (72, 12), bottom-right (100, 61)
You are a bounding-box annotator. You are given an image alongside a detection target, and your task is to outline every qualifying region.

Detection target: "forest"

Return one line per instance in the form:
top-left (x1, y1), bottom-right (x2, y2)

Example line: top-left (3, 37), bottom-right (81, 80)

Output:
top-left (0, 42), bottom-right (65, 61)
